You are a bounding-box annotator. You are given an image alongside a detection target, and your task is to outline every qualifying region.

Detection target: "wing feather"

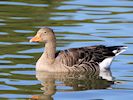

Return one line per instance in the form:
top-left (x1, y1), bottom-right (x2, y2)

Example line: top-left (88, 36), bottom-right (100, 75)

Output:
top-left (55, 45), bottom-right (115, 67)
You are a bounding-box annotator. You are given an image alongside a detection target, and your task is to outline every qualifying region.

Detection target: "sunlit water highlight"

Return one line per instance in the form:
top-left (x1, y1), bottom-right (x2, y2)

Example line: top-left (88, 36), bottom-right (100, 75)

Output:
top-left (0, 0), bottom-right (133, 99)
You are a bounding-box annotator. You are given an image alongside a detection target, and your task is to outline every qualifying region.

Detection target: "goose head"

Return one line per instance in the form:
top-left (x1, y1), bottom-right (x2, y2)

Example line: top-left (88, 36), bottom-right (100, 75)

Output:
top-left (30, 27), bottom-right (55, 43)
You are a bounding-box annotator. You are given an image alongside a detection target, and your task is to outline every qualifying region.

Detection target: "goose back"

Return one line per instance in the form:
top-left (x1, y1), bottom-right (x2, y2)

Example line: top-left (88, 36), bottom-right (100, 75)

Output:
top-left (55, 45), bottom-right (115, 71)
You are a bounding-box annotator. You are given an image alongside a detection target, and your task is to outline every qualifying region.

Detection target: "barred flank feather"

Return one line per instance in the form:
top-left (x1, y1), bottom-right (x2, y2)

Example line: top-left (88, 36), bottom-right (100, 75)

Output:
top-left (32, 27), bottom-right (127, 72)
top-left (56, 45), bottom-right (127, 72)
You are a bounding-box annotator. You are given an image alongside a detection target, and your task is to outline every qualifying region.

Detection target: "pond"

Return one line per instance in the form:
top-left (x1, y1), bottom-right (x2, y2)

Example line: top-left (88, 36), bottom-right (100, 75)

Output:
top-left (0, 0), bottom-right (133, 99)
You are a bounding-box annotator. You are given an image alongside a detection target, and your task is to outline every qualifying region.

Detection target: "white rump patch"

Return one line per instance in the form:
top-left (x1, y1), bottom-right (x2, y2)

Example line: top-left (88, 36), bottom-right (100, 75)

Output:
top-left (99, 69), bottom-right (113, 81)
top-left (99, 57), bottom-right (114, 71)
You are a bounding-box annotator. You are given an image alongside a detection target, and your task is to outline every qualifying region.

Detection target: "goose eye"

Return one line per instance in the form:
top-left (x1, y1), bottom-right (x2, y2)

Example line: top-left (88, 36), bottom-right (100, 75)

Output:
top-left (44, 32), bottom-right (47, 34)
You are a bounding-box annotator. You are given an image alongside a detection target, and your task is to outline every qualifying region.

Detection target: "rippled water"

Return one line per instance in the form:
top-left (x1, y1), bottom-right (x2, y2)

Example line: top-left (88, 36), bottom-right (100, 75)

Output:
top-left (0, 0), bottom-right (133, 99)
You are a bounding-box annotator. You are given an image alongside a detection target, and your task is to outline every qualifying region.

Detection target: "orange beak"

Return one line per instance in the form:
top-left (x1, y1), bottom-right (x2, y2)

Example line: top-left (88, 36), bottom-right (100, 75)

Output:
top-left (29, 35), bottom-right (42, 42)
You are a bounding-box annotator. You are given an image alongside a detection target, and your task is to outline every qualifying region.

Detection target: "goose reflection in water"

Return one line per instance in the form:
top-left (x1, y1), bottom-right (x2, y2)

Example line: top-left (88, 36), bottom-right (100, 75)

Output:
top-left (30, 69), bottom-right (114, 100)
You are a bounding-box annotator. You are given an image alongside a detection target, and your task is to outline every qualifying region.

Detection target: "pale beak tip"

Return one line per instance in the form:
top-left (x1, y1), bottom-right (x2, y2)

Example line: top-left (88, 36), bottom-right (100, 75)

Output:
top-left (29, 39), bottom-right (33, 42)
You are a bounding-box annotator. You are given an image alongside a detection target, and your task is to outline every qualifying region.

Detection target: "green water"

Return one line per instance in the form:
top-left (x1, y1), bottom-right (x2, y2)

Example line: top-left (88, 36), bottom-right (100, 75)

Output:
top-left (0, 0), bottom-right (133, 99)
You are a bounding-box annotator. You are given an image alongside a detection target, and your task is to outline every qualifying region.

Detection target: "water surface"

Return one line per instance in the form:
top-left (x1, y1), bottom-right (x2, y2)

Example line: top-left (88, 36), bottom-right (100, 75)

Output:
top-left (0, 0), bottom-right (133, 99)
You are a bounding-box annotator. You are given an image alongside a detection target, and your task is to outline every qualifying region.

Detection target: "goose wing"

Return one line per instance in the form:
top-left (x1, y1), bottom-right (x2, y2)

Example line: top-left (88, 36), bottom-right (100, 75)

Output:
top-left (55, 45), bottom-right (115, 67)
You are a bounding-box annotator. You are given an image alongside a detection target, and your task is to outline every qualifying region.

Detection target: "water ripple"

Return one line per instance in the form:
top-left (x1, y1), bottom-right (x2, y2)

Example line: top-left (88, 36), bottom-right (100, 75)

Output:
top-left (0, 1), bottom-right (48, 7)
top-left (0, 0), bottom-right (132, 99)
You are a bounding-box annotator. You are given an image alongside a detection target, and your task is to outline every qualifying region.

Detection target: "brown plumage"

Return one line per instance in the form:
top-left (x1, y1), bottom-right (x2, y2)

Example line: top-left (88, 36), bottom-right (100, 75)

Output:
top-left (56, 45), bottom-right (115, 67)
top-left (30, 27), bottom-right (127, 72)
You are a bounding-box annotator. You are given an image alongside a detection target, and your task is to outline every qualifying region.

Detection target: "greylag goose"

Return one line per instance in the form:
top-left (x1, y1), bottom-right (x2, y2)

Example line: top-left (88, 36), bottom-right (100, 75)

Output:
top-left (30, 27), bottom-right (127, 72)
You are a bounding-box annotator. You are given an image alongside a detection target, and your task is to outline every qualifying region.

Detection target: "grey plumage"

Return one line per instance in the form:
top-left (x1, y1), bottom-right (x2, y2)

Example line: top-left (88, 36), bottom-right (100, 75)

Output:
top-left (30, 27), bottom-right (127, 72)
top-left (55, 45), bottom-right (127, 72)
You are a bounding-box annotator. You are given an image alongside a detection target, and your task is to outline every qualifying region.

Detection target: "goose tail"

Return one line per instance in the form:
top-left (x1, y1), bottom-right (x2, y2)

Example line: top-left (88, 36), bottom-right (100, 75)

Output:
top-left (99, 45), bottom-right (127, 70)
top-left (108, 46), bottom-right (128, 56)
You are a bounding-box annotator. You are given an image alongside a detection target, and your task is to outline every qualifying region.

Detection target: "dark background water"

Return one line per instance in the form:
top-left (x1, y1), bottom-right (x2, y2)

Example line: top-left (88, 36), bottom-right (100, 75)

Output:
top-left (0, 0), bottom-right (133, 99)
